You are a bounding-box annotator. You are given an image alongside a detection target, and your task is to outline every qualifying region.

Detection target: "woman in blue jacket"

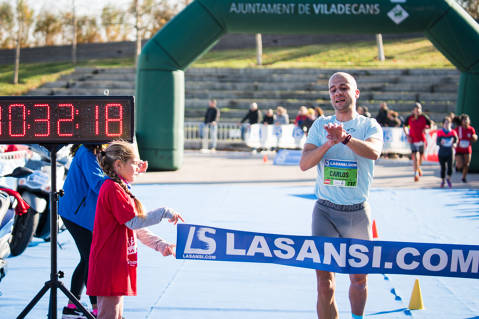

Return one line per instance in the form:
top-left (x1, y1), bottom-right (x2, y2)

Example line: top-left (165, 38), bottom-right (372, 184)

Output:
top-left (59, 144), bottom-right (107, 318)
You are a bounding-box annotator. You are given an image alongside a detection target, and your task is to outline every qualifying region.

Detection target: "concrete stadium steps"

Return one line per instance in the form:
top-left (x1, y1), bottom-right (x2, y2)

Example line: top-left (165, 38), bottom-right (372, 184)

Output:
top-left (26, 66), bottom-right (460, 123)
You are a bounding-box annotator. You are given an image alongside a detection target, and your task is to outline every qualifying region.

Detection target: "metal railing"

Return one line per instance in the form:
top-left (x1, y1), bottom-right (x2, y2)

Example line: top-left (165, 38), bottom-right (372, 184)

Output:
top-left (185, 122), bottom-right (243, 143)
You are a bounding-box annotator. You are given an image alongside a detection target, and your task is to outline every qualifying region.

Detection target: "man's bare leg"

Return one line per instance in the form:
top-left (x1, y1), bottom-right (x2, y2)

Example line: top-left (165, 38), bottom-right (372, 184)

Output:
top-left (316, 270), bottom-right (338, 319)
top-left (412, 152), bottom-right (419, 180)
top-left (349, 274), bottom-right (368, 317)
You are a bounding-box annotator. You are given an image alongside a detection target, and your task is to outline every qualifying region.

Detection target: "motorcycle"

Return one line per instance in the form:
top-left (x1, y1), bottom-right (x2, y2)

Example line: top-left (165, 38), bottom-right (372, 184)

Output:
top-left (0, 189), bottom-right (14, 282)
top-left (4, 145), bottom-right (70, 256)
top-left (1, 168), bottom-right (38, 257)
top-left (16, 145), bottom-right (69, 242)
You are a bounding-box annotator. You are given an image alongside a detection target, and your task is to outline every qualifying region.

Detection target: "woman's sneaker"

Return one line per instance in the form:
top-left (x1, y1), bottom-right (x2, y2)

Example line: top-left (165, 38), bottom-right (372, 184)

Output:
top-left (62, 306), bottom-right (87, 319)
top-left (62, 305), bottom-right (96, 319)
top-left (447, 179), bottom-right (452, 188)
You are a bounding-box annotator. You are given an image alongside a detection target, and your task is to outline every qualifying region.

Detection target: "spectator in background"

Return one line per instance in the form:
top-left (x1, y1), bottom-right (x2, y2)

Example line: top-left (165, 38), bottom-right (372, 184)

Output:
top-left (263, 108), bottom-right (275, 125)
top-left (436, 116), bottom-right (457, 188)
top-left (403, 102), bottom-right (432, 182)
top-left (386, 110), bottom-right (402, 127)
top-left (357, 105), bottom-right (371, 118)
top-left (201, 99), bottom-right (220, 153)
top-left (454, 113), bottom-right (477, 183)
top-left (302, 108), bottom-right (316, 134)
top-left (240, 102), bottom-right (262, 140)
top-left (240, 102), bottom-right (262, 125)
top-left (375, 102), bottom-right (389, 126)
top-left (274, 106), bottom-right (289, 125)
top-left (315, 106), bottom-right (324, 118)
top-left (449, 112), bottom-right (461, 129)
top-left (294, 106), bottom-right (309, 128)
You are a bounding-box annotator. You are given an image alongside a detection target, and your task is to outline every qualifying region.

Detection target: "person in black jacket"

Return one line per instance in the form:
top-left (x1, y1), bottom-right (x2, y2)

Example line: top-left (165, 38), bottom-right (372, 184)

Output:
top-left (201, 99), bottom-right (220, 152)
top-left (239, 102), bottom-right (262, 140)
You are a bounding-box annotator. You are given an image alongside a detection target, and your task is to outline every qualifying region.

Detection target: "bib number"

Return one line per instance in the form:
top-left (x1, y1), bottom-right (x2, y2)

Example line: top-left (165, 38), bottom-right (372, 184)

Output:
top-left (323, 159), bottom-right (358, 188)
top-left (459, 140), bottom-right (470, 148)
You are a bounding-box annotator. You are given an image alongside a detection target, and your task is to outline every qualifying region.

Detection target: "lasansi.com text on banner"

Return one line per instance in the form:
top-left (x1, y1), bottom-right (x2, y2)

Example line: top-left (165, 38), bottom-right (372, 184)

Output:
top-left (176, 224), bottom-right (479, 279)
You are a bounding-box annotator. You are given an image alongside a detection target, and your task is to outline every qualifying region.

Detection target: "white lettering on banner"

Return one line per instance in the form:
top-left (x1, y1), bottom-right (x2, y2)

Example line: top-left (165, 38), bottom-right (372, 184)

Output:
top-left (423, 248), bottom-right (448, 271)
top-left (229, 2), bottom-right (380, 16)
top-left (247, 235), bottom-right (273, 257)
top-left (396, 247), bottom-right (420, 270)
top-left (450, 250), bottom-right (479, 273)
top-left (273, 237), bottom-right (296, 259)
top-left (348, 244), bottom-right (369, 267)
top-left (226, 232), bottom-right (246, 255)
top-left (296, 240), bottom-right (321, 263)
top-left (180, 226), bottom-right (478, 277)
top-left (184, 226), bottom-right (217, 254)
top-left (323, 242), bottom-right (346, 267)
top-left (372, 246), bottom-right (382, 268)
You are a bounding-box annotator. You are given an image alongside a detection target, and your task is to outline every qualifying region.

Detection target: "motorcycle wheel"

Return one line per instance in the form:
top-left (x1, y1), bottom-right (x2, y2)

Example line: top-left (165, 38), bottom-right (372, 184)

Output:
top-left (9, 209), bottom-right (39, 256)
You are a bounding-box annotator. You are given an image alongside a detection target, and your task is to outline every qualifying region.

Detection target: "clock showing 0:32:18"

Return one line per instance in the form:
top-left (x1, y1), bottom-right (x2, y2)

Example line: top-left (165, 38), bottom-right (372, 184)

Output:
top-left (0, 96), bottom-right (134, 144)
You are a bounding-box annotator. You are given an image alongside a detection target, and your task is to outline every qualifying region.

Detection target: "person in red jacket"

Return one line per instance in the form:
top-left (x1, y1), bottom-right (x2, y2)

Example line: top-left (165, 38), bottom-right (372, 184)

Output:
top-left (403, 103), bottom-right (432, 182)
top-left (454, 114), bottom-right (477, 183)
top-left (87, 141), bottom-right (184, 319)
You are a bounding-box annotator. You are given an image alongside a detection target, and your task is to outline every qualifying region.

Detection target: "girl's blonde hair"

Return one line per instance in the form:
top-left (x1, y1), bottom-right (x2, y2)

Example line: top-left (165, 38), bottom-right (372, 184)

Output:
top-left (97, 140), bottom-right (144, 217)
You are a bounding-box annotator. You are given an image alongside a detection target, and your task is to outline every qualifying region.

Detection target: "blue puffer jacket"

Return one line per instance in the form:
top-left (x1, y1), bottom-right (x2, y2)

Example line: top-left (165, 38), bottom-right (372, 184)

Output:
top-left (59, 146), bottom-right (108, 231)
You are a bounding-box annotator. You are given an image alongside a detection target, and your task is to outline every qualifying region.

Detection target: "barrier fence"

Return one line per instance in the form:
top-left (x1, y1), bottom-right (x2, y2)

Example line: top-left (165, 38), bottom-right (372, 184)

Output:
top-left (185, 122), bottom-right (440, 161)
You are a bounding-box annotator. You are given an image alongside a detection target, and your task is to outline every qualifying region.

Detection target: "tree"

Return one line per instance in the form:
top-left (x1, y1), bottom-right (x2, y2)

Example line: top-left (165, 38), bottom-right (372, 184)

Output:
top-left (456, 0), bottom-right (479, 19)
top-left (17, 0), bottom-right (34, 46)
top-left (101, 4), bottom-right (130, 42)
top-left (76, 15), bottom-right (102, 43)
top-left (0, 2), bottom-right (15, 48)
top-left (34, 11), bottom-right (62, 46)
top-left (149, 1), bottom-right (178, 36)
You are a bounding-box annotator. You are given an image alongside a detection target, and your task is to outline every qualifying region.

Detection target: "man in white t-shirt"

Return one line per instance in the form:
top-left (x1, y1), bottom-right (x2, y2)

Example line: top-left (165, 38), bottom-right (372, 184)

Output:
top-left (300, 72), bottom-right (383, 319)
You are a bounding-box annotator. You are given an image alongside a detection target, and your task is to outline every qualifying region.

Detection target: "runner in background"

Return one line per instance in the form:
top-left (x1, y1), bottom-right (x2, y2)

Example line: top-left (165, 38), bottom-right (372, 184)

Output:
top-left (300, 72), bottom-right (383, 319)
top-left (403, 103), bottom-right (432, 182)
top-left (454, 114), bottom-right (477, 183)
top-left (436, 116), bottom-right (457, 188)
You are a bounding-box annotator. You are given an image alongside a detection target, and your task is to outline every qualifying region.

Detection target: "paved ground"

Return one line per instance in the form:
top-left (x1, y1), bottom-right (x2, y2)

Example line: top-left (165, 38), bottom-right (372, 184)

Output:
top-left (136, 150), bottom-right (479, 189)
top-left (2, 150), bottom-right (478, 319)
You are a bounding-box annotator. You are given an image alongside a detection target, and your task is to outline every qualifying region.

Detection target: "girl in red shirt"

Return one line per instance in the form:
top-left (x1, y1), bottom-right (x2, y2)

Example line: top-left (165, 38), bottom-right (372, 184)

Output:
top-left (454, 114), bottom-right (478, 183)
top-left (87, 141), bottom-right (184, 319)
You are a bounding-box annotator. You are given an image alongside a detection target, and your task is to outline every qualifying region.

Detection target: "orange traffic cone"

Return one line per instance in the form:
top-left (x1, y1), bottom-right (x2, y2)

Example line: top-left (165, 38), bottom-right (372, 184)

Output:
top-left (263, 155), bottom-right (268, 163)
top-left (372, 219), bottom-right (379, 239)
top-left (408, 279), bottom-right (424, 310)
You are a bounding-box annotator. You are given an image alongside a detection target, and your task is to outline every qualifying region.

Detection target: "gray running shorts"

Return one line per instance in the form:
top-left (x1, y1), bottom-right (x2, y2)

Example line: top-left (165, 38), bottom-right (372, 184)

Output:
top-left (311, 199), bottom-right (372, 240)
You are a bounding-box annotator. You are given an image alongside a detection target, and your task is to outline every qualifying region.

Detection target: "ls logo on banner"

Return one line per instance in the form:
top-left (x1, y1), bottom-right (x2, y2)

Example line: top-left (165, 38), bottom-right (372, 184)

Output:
top-left (176, 224), bottom-right (479, 279)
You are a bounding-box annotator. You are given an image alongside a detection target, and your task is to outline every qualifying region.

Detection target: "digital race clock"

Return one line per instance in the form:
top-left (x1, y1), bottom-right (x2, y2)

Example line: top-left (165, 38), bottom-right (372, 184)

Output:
top-left (0, 96), bottom-right (134, 143)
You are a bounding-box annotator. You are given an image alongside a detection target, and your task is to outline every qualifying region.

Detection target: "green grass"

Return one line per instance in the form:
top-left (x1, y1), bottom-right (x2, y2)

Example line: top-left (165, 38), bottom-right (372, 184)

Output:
top-left (0, 57), bottom-right (134, 96)
top-left (0, 37), bottom-right (453, 96)
top-left (193, 38), bottom-right (454, 69)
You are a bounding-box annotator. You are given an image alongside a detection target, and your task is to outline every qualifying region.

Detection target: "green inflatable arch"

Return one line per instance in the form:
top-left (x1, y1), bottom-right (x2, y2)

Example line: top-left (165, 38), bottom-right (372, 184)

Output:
top-left (136, 0), bottom-right (479, 171)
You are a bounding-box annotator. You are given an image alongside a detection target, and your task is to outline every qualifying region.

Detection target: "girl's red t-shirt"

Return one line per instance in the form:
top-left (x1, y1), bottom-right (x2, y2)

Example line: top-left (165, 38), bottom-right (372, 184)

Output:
top-left (455, 125), bottom-right (476, 154)
top-left (87, 179), bottom-right (138, 296)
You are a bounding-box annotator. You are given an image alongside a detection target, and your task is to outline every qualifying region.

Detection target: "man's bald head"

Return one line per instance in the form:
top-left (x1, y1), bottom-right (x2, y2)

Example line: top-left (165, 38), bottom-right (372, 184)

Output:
top-left (328, 72), bottom-right (358, 91)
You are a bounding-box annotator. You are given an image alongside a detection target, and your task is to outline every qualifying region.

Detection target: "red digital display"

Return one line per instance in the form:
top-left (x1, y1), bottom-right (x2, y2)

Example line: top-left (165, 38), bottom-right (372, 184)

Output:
top-left (0, 96), bottom-right (134, 143)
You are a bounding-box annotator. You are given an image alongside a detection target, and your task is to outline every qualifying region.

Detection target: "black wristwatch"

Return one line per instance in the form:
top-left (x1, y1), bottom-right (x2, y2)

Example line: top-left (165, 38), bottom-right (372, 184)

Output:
top-left (342, 134), bottom-right (352, 145)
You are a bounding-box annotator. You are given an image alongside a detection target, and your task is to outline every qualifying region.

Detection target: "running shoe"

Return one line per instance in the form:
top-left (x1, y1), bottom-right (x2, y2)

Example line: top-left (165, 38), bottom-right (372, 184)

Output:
top-left (462, 178), bottom-right (467, 183)
top-left (418, 168), bottom-right (423, 176)
top-left (446, 179), bottom-right (452, 188)
top-left (62, 306), bottom-right (96, 319)
top-left (61, 306), bottom-right (87, 319)
top-left (440, 180), bottom-right (445, 188)
top-left (414, 175), bottom-right (419, 182)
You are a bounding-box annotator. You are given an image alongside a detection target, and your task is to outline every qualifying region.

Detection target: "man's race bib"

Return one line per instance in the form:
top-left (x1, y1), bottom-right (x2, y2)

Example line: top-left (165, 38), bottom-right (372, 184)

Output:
top-left (323, 159), bottom-right (358, 187)
top-left (459, 140), bottom-right (470, 148)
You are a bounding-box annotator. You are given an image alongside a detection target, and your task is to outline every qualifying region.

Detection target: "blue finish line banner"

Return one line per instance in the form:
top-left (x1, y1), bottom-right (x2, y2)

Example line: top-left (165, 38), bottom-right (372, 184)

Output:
top-left (176, 224), bottom-right (479, 279)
